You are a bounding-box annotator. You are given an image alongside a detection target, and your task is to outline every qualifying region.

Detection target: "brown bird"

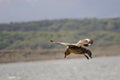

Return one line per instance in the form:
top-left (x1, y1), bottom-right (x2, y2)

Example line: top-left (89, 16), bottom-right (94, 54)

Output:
top-left (50, 38), bottom-right (93, 60)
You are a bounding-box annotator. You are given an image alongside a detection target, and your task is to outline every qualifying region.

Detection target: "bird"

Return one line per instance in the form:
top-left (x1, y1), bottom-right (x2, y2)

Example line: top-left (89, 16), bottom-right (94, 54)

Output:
top-left (50, 38), bottom-right (93, 60)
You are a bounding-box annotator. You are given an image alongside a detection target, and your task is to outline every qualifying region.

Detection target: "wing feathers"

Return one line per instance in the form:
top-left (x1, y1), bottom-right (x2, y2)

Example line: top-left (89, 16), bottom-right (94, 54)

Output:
top-left (50, 40), bottom-right (76, 47)
top-left (50, 38), bottom-right (93, 47)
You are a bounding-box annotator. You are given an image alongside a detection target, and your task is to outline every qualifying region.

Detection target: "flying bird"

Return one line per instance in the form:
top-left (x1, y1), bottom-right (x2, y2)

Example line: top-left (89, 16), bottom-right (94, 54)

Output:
top-left (50, 38), bottom-right (93, 60)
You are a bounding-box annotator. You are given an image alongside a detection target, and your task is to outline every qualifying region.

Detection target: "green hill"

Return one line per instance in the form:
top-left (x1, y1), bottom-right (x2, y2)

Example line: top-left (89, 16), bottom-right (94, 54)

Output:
top-left (0, 18), bottom-right (120, 50)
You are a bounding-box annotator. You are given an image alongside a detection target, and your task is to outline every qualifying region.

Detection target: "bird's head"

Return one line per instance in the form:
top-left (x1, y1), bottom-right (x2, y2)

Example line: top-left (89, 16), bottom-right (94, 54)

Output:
top-left (84, 38), bottom-right (94, 46)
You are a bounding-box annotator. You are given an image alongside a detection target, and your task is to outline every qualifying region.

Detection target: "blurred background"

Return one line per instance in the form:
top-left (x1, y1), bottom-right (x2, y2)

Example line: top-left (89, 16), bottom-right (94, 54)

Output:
top-left (0, 0), bottom-right (120, 80)
top-left (0, 0), bottom-right (120, 63)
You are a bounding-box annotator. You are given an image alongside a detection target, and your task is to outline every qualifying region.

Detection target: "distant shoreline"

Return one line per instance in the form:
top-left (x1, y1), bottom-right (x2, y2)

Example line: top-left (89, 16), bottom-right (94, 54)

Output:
top-left (0, 45), bottom-right (120, 63)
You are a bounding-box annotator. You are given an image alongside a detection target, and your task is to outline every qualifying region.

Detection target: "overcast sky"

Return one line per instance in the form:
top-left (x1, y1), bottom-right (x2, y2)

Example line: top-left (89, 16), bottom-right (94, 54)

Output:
top-left (0, 0), bottom-right (120, 23)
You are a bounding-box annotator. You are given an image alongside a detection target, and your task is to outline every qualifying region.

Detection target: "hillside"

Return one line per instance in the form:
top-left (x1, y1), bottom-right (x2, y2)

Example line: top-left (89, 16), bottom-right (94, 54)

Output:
top-left (0, 18), bottom-right (120, 50)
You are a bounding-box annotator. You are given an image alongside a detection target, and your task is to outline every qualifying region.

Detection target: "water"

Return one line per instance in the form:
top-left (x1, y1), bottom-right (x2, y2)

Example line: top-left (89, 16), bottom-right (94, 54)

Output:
top-left (0, 57), bottom-right (120, 80)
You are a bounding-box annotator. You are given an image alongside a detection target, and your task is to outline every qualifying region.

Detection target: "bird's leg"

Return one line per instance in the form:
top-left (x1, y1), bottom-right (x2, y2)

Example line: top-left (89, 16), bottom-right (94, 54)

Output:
top-left (86, 50), bottom-right (92, 59)
top-left (84, 54), bottom-right (89, 60)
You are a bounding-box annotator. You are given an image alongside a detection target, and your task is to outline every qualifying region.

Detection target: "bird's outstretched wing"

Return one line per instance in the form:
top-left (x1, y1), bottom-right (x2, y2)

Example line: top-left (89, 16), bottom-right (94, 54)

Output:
top-left (50, 40), bottom-right (77, 47)
top-left (50, 38), bottom-right (93, 47)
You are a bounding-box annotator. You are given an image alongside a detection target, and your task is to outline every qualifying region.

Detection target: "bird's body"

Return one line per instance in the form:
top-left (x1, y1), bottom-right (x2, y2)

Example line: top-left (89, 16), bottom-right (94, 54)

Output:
top-left (64, 46), bottom-right (92, 59)
top-left (50, 38), bottom-right (93, 60)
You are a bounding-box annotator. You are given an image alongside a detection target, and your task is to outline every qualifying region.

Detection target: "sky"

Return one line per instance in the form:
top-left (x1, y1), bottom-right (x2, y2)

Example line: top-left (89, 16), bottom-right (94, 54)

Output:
top-left (0, 0), bottom-right (120, 23)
